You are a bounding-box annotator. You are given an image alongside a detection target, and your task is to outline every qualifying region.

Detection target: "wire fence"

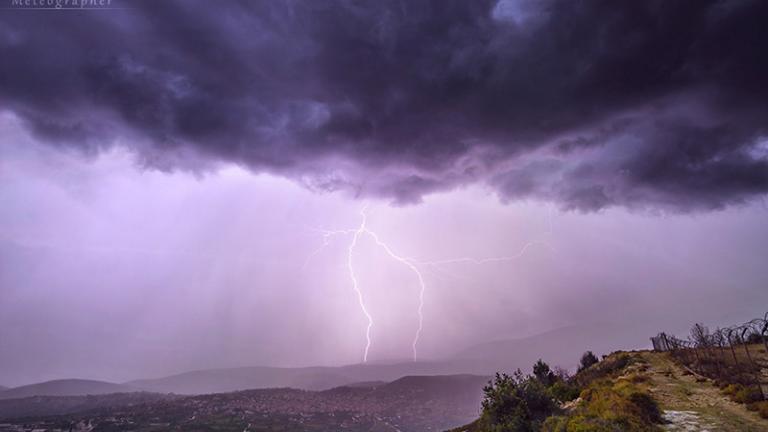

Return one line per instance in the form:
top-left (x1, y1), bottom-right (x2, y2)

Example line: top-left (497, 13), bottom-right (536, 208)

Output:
top-left (650, 312), bottom-right (768, 399)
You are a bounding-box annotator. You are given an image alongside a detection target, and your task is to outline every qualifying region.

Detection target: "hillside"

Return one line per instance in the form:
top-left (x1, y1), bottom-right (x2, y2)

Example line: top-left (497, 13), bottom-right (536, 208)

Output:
top-left (124, 324), bottom-right (647, 395)
top-left (0, 392), bottom-right (173, 419)
top-left (126, 361), bottom-right (465, 394)
top-left (380, 374), bottom-right (487, 395)
top-left (0, 374), bottom-right (487, 431)
top-left (451, 349), bottom-right (768, 432)
top-left (127, 366), bottom-right (353, 394)
top-left (2, 351), bottom-right (766, 431)
top-left (0, 379), bottom-right (137, 400)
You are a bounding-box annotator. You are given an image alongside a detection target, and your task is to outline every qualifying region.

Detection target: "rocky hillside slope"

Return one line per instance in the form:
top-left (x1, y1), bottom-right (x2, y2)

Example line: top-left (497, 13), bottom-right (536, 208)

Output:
top-left (450, 349), bottom-right (768, 431)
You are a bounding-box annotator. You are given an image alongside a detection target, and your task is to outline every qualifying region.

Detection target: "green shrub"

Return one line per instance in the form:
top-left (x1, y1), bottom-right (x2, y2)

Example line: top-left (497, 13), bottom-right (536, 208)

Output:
top-left (722, 383), bottom-right (763, 404)
top-left (548, 380), bottom-right (581, 403)
top-left (533, 359), bottom-right (557, 387)
top-left (578, 351), bottom-right (600, 373)
top-left (479, 370), bottom-right (558, 432)
top-left (734, 386), bottom-right (763, 404)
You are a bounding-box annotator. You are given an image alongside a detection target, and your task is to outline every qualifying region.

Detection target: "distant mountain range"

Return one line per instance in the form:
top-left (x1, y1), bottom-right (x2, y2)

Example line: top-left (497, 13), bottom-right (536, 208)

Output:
top-left (0, 323), bottom-right (652, 399)
top-left (0, 379), bottom-right (136, 400)
top-left (125, 361), bottom-right (464, 394)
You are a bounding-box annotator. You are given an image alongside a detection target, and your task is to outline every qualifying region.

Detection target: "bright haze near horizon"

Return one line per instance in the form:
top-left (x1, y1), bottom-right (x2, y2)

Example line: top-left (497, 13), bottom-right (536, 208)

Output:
top-left (1, 0), bottom-right (768, 389)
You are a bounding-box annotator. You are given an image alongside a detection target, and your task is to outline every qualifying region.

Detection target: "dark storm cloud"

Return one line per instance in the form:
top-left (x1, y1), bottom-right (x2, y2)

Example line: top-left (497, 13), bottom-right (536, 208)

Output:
top-left (1, 0), bottom-right (767, 209)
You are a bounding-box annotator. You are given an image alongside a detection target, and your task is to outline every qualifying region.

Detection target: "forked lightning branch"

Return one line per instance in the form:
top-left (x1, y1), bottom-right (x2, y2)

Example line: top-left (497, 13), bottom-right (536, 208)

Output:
top-left (305, 206), bottom-right (552, 364)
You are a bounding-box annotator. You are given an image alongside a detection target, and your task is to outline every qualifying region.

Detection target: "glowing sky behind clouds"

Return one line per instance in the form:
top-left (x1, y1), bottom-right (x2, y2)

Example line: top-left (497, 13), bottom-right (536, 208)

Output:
top-left (1, 112), bottom-right (767, 387)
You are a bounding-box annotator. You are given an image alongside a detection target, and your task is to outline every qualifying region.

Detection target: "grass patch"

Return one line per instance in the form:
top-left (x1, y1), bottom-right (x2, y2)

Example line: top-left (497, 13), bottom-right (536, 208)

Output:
top-left (542, 354), bottom-right (664, 432)
top-left (674, 383), bottom-right (693, 399)
top-left (542, 378), bottom-right (663, 431)
top-left (721, 384), bottom-right (763, 405)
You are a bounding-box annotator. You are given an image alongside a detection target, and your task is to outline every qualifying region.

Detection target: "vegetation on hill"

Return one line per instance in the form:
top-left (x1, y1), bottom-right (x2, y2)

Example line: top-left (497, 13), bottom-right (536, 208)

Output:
top-left (477, 370), bottom-right (557, 431)
top-left (543, 354), bottom-right (663, 431)
top-left (452, 315), bottom-right (768, 432)
top-left (451, 352), bottom-right (664, 432)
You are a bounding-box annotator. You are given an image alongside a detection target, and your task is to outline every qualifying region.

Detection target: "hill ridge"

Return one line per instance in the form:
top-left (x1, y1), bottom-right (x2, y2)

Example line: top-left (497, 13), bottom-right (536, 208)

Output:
top-left (0, 379), bottom-right (136, 400)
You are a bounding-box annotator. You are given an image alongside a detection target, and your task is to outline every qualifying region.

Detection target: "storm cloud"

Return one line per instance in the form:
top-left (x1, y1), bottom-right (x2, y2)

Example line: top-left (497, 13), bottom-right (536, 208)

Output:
top-left (1, 0), bottom-right (767, 209)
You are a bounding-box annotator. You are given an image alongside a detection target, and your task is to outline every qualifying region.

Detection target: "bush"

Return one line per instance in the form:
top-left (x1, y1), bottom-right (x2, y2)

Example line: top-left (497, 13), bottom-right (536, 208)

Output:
top-left (578, 351), bottom-right (600, 373)
top-left (722, 383), bottom-right (763, 404)
top-left (735, 386), bottom-right (763, 404)
top-left (548, 380), bottom-right (581, 404)
top-left (533, 359), bottom-right (557, 387)
top-left (748, 401), bottom-right (768, 419)
top-left (480, 370), bottom-right (558, 432)
top-left (574, 353), bottom-right (633, 387)
top-left (627, 391), bottom-right (664, 423)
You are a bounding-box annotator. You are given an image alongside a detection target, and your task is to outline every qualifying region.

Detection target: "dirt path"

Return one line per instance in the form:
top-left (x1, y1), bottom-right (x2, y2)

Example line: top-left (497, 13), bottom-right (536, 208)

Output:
top-left (639, 352), bottom-right (768, 431)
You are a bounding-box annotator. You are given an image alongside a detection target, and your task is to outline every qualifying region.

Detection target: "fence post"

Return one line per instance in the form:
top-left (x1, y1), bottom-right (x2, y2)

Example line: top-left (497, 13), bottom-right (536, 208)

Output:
top-left (741, 327), bottom-right (757, 369)
top-left (761, 320), bottom-right (768, 356)
top-left (728, 330), bottom-right (740, 368)
top-left (692, 346), bottom-right (701, 371)
top-left (651, 313), bottom-right (767, 383)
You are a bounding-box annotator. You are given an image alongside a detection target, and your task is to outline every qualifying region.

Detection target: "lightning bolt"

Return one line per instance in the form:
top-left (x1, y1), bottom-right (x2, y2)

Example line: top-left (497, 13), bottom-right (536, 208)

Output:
top-left (307, 206), bottom-right (424, 363)
top-left (364, 227), bottom-right (426, 361)
top-left (304, 204), bottom-right (554, 364)
top-left (347, 212), bottom-right (374, 363)
top-left (412, 204), bottom-right (554, 270)
top-left (414, 240), bottom-right (551, 267)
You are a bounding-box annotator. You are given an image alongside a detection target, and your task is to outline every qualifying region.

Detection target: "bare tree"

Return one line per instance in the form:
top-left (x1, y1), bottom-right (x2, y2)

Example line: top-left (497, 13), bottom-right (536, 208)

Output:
top-left (690, 323), bottom-right (711, 348)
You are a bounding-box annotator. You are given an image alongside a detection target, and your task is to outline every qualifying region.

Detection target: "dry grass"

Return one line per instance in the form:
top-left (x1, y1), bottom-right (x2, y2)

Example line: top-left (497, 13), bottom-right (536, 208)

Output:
top-left (642, 351), bottom-right (768, 431)
top-left (542, 353), bottom-right (664, 432)
top-left (746, 401), bottom-right (768, 419)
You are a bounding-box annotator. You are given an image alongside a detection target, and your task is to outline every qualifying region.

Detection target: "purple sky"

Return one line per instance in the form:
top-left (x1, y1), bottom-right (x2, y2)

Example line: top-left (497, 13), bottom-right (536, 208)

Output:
top-left (1, 0), bottom-right (768, 386)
